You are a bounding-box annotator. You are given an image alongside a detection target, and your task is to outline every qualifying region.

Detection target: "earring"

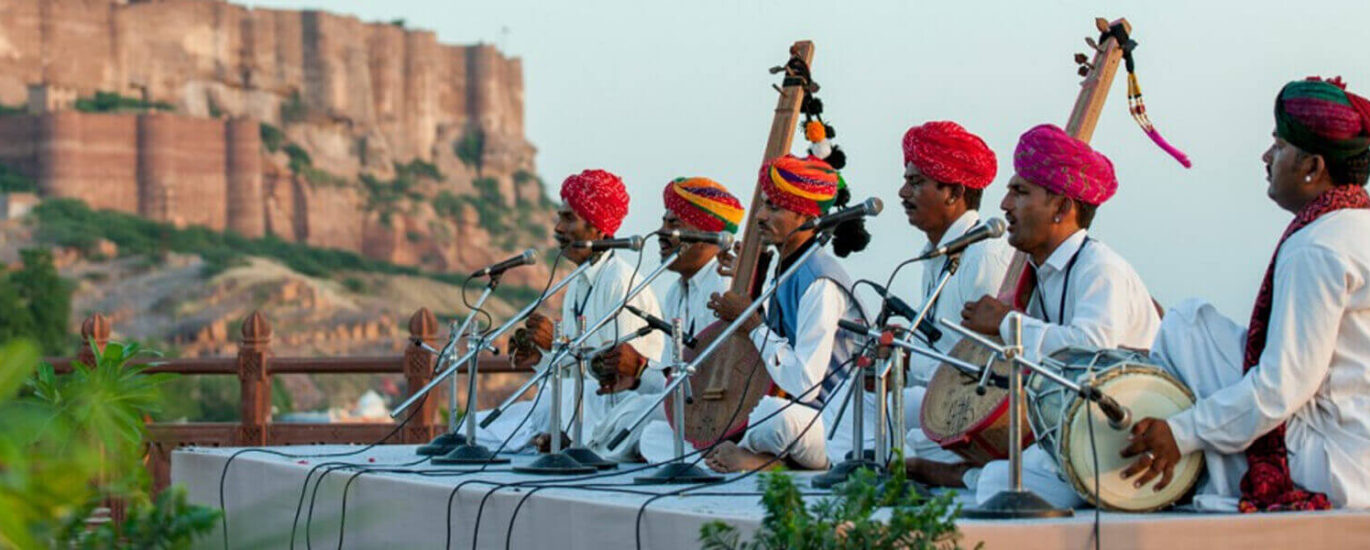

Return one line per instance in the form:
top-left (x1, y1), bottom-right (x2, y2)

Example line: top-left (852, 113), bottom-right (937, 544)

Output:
top-left (1053, 216), bottom-right (1062, 223)
top-left (1305, 175), bottom-right (1313, 182)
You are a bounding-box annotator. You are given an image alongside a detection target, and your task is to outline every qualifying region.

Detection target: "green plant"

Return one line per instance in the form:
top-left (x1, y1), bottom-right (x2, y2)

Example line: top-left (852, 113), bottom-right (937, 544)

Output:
top-left (0, 248), bottom-right (75, 355)
top-left (0, 163), bottom-right (37, 193)
top-left (259, 123), bottom-right (285, 153)
top-left (699, 464), bottom-right (975, 550)
top-left (281, 89), bottom-right (307, 123)
top-left (0, 340), bottom-right (220, 548)
top-left (73, 91), bottom-right (174, 113)
top-left (453, 128), bottom-right (485, 174)
top-left (0, 102), bottom-right (26, 116)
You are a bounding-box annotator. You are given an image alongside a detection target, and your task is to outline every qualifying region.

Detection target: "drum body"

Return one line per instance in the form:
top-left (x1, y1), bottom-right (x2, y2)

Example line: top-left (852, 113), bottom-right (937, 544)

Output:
top-left (920, 338), bottom-right (1032, 466)
top-left (1027, 347), bottom-right (1204, 512)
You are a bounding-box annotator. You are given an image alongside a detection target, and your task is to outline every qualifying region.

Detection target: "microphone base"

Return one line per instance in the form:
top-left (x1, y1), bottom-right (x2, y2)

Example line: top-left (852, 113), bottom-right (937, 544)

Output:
top-left (415, 431), bottom-right (467, 456)
top-left (512, 452), bottom-right (597, 475)
top-left (634, 461), bottom-right (723, 485)
top-left (562, 447), bottom-right (618, 470)
top-left (811, 458), bottom-right (885, 489)
top-left (430, 443), bottom-right (510, 465)
top-left (961, 490), bottom-right (1074, 519)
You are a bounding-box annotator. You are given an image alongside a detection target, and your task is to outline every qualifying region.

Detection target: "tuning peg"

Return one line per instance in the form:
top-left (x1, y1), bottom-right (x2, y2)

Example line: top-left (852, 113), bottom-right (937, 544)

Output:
top-left (1085, 37), bottom-right (1101, 52)
top-left (1077, 66), bottom-right (1090, 77)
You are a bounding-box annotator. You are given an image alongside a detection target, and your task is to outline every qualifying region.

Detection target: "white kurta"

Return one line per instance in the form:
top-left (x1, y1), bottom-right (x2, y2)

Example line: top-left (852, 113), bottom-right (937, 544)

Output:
top-left (477, 252), bottom-right (667, 461)
top-left (1154, 210), bottom-right (1370, 511)
top-left (973, 230), bottom-right (1161, 506)
top-left (903, 211), bottom-right (1013, 463)
top-left (748, 279), bottom-right (858, 469)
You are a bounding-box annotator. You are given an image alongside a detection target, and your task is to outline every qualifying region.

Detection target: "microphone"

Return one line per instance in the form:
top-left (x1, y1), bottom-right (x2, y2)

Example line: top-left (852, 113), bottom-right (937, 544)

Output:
top-left (470, 248), bottom-right (538, 278)
top-left (571, 235), bottom-right (646, 252)
top-left (656, 229), bottom-right (734, 249)
top-left (624, 305), bottom-right (698, 349)
top-left (1083, 385), bottom-right (1133, 430)
top-left (796, 197), bottom-right (883, 231)
top-left (864, 281), bottom-right (941, 344)
top-left (916, 218), bottom-right (1006, 260)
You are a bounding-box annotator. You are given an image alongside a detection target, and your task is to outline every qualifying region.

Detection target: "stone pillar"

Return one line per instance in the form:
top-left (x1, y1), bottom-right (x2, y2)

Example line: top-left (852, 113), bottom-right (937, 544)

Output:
top-left (136, 113), bottom-right (178, 223)
top-left (77, 313), bottom-right (110, 367)
top-left (402, 308), bottom-right (439, 443)
top-left (224, 116), bottom-right (264, 238)
top-left (236, 311), bottom-right (271, 446)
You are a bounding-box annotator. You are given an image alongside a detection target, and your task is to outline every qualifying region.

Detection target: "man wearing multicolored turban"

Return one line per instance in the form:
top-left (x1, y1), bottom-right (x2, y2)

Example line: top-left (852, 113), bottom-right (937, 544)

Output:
top-left (704, 154), bottom-right (867, 472)
top-left (502, 169), bottom-right (668, 462)
top-left (895, 121), bottom-right (1014, 469)
top-left (1121, 77), bottom-right (1370, 513)
top-left (637, 178), bottom-right (747, 464)
top-left (909, 125), bottom-right (1162, 505)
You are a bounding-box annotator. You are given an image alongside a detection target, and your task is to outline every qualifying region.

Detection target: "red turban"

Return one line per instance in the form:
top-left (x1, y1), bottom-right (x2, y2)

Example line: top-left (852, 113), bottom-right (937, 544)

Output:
top-left (663, 177), bottom-right (745, 233)
top-left (758, 154), bottom-right (839, 217)
top-left (902, 121), bottom-right (998, 189)
top-left (560, 169), bottom-right (629, 236)
top-left (1013, 124), bottom-right (1118, 205)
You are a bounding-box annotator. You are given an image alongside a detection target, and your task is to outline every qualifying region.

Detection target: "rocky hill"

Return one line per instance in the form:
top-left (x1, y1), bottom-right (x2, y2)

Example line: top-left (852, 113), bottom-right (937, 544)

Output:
top-left (0, 0), bottom-right (555, 286)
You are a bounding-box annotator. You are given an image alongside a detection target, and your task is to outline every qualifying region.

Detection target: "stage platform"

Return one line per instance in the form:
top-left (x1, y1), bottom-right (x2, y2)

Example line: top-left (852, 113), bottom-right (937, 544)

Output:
top-left (174, 445), bottom-right (1370, 549)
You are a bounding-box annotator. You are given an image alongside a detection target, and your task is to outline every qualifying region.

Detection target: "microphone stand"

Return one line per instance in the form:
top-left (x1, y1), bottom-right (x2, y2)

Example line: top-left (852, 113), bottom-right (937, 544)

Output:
top-left (561, 315), bottom-right (617, 470)
top-left (812, 350), bottom-right (884, 489)
top-left (514, 249), bottom-right (681, 474)
top-left (633, 317), bottom-right (722, 484)
top-left (432, 321), bottom-right (511, 464)
top-left (607, 232), bottom-right (833, 461)
top-left (390, 261), bottom-right (593, 418)
top-left (940, 314), bottom-right (1073, 519)
top-left (415, 275), bottom-right (500, 456)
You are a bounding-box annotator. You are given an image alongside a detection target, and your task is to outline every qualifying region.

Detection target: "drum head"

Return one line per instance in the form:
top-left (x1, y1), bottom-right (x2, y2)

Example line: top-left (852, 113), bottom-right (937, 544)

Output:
top-left (1059, 365), bottom-right (1204, 512)
top-left (921, 338), bottom-right (1026, 464)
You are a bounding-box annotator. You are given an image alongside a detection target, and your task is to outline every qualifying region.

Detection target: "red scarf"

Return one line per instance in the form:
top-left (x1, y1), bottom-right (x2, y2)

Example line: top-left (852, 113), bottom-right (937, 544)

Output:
top-left (1237, 184), bottom-right (1369, 512)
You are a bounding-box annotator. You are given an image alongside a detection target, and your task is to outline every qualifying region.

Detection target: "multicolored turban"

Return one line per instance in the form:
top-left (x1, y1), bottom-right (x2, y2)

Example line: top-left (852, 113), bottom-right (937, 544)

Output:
top-left (560, 169), bottom-right (629, 236)
top-left (758, 154), bottom-right (840, 217)
top-left (1013, 124), bottom-right (1118, 205)
top-left (662, 177), bottom-right (745, 233)
top-left (1275, 77), bottom-right (1370, 164)
top-left (902, 121), bottom-right (998, 189)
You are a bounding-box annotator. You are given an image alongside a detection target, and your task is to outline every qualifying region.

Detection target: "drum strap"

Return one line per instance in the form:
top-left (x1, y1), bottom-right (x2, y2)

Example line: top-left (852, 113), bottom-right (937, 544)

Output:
top-left (1032, 236), bottom-right (1090, 324)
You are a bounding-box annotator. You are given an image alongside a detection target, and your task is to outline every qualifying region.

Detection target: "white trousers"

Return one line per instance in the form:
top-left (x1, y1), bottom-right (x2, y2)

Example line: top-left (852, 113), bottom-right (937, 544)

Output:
top-left (638, 395), bottom-right (829, 470)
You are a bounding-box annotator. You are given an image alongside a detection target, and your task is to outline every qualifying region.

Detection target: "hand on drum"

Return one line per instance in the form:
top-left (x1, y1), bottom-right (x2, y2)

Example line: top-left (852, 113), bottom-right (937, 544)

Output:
top-left (590, 343), bottom-right (646, 394)
top-left (961, 295), bottom-right (1012, 336)
top-left (509, 313), bottom-right (555, 369)
top-left (708, 291), bottom-right (762, 332)
top-left (1120, 417), bottom-right (1182, 491)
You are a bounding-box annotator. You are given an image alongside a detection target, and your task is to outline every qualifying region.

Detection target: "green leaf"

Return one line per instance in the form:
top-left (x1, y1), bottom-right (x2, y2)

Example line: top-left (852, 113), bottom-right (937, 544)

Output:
top-left (0, 340), bottom-right (39, 400)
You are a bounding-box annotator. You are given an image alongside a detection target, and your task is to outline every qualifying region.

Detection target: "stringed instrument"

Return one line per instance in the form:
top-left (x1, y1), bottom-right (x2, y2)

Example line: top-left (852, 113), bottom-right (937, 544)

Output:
top-left (920, 18), bottom-right (1134, 466)
top-left (663, 41), bottom-right (815, 449)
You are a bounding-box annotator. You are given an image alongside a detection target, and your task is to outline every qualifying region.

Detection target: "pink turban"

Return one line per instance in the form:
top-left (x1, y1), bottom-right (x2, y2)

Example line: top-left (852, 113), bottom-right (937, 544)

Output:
top-left (1012, 124), bottom-right (1118, 205)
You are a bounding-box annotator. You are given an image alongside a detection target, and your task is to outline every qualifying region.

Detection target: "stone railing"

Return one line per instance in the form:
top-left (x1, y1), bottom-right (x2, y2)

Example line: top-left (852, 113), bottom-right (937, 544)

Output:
top-left (47, 308), bottom-right (529, 493)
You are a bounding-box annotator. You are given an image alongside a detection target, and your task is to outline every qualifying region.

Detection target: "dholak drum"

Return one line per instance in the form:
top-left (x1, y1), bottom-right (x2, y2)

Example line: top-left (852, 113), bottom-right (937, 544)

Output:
top-left (1027, 347), bottom-right (1204, 512)
top-left (920, 338), bottom-right (1032, 466)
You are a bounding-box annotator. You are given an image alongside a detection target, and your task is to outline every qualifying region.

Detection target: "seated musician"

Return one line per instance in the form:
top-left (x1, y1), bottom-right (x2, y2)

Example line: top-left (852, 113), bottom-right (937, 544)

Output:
top-left (910, 124), bottom-right (1161, 507)
top-left (638, 177), bottom-right (746, 463)
top-left (506, 169), bottom-right (667, 461)
top-left (897, 121), bottom-right (1012, 461)
top-left (1123, 77), bottom-right (1370, 511)
top-left (704, 155), bottom-right (868, 472)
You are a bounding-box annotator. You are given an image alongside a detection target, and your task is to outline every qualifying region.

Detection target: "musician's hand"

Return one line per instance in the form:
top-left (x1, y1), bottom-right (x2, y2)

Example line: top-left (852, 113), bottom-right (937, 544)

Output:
top-left (525, 313), bottom-right (555, 350)
top-left (1119, 417), bottom-right (1182, 491)
top-left (510, 342), bottom-right (542, 370)
top-left (709, 291), bottom-right (762, 332)
top-left (530, 432), bottom-right (572, 453)
top-left (590, 343), bottom-right (646, 394)
top-left (961, 295), bottom-right (1012, 336)
top-left (716, 242), bottom-right (741, 278)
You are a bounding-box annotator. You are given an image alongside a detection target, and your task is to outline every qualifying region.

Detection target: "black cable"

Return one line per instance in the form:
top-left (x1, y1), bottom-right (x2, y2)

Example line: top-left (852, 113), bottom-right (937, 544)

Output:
top-left (1087, 400), bottom-right (1101, 550)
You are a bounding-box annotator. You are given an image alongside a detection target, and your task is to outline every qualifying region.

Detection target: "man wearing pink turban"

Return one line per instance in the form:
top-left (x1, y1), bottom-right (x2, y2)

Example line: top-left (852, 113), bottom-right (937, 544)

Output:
top-left (907, 125), bottom-right (1162, 508)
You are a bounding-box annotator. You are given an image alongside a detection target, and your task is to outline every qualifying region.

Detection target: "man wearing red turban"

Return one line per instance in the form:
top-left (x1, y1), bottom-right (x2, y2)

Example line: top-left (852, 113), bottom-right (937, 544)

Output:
top-left (505, 169), bottom-right (668, 462)
top-left (1122, 77), bottom-right (1370, 513)
top-left (909, 125), bottom-right (1162, 507)
top-left (895, 121), bottom-right (1014, 468)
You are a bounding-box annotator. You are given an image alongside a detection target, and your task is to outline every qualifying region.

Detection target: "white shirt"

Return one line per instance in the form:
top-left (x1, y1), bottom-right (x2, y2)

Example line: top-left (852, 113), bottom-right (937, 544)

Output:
top-left (1001, 230), bottom-right (1160, 361)
top-left (1167, 210), bottom-right (1370, 508)
top-left (539, 252), bottom-right (667, 392)
top-left (748, 279), bottom-right (857, 400)
top-left (661, 257), bottom-right (731, 344)
top-left (909, 210), bottom-right (1014, 384)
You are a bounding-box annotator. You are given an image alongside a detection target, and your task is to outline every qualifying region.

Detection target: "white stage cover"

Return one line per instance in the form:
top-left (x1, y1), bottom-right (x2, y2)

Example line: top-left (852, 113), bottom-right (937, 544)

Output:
top-left (174, 445), bottom-right (1370, 549)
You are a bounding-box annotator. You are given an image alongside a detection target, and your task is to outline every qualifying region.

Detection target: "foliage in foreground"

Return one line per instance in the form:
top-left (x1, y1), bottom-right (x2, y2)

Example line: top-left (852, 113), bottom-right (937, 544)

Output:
top-left (0, 340), bottom-right (220, 549)
top-left (700, 464), bottom-right (978, 550)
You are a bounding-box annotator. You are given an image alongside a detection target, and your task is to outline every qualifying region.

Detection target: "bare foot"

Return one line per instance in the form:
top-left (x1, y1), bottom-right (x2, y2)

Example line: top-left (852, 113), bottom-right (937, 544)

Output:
top-left (529, 432), bottom-right (572, 453)
top-left (905, 457), bottom-right (971, 488)
top-left (704, 441), bottom-right (780, 473)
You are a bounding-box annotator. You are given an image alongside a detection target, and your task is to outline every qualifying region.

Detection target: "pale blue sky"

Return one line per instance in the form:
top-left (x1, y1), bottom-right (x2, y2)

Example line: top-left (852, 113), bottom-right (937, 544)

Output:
top-left (251, 0), bottom-right (1369, 319)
